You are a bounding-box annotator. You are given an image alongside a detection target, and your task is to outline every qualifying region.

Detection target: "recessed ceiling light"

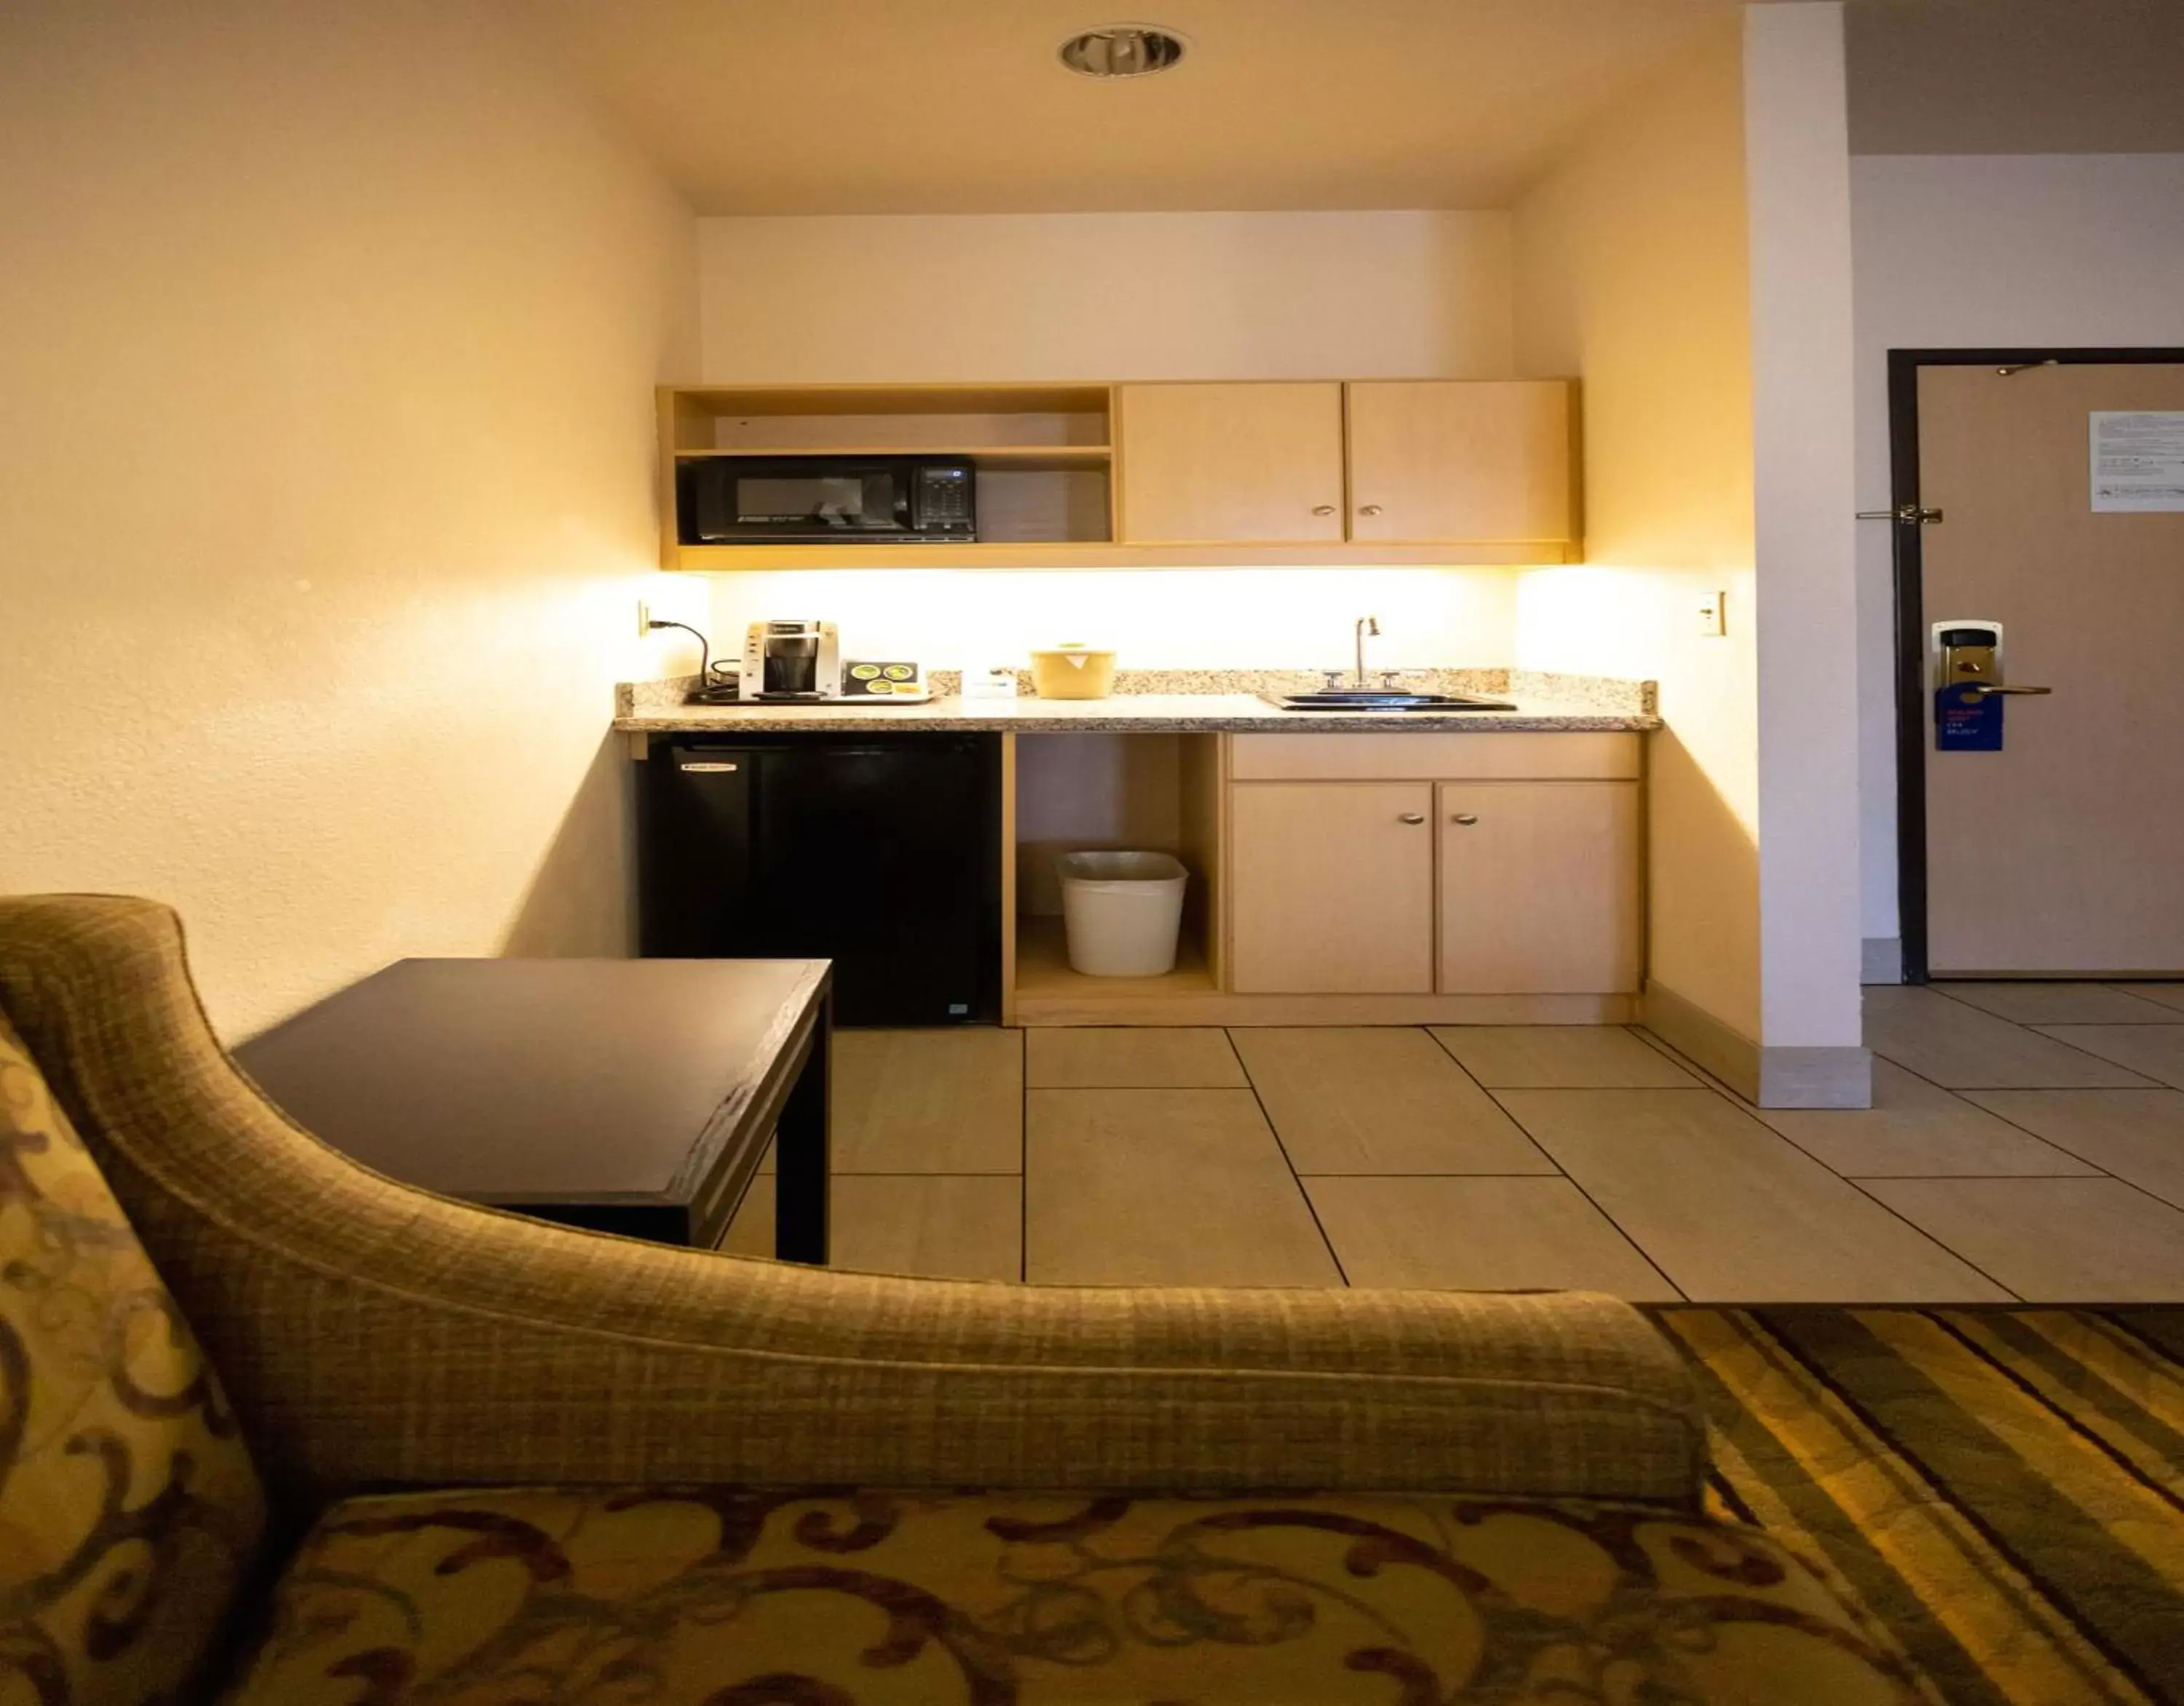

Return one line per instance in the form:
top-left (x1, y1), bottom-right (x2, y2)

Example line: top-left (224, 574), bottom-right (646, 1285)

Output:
top-left (1059, 24), bottom-right (1187, 79)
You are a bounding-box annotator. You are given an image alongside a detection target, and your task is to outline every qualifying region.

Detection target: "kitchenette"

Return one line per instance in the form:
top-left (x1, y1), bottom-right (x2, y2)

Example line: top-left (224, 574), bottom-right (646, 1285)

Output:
top-left (618, 376), bottom-right (1658, 1031)
top-left (618, 651), bottom-right (1655, 1033)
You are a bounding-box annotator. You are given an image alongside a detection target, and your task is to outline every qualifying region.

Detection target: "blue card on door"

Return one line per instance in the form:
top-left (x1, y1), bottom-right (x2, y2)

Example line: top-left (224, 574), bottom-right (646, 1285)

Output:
top-left (1935, 685), bottom-right (2003, 752)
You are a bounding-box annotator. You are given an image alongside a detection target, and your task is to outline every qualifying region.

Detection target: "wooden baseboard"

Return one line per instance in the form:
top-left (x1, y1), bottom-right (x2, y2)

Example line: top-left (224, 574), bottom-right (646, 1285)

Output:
top-left (1013, 988), bottom-right (1634, 1026)
top-left (1639, 978), bottom-right (1872, 1108)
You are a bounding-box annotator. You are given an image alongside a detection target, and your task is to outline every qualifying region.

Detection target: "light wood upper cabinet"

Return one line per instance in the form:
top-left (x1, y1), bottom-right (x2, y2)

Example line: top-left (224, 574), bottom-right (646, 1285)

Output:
top-left (1437, 782), bottom-right (1640, 994)
top-left (1345, 381), bottom-right (1573, 545)
top-left (1116, 382), bottom-right (1346, 544)
top-left (1228, 782), bottom-right (1436, 993)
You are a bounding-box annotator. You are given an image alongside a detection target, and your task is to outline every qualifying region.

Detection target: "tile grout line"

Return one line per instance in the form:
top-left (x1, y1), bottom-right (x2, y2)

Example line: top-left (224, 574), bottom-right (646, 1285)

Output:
top-left (1445, 1034), bottom-right (1688, 1303)
top-left (1947, 1085), bottom-right (2184, 1215)
top-left (1227, 1025), bottom-right (1350, 1287)
top-left (1423, 1027), bottom-right (1683, 1296)
top-left (2105, 982), bottom-right (2184, 1017)
top-left (1835, 1175), bottom-right (2024, 1303)
top-left (2022, 1022), bottom-right (2184, 1089)
top-left (1930, 1136), bottom-right (2184, 1222)
top-left (1645, 1027), bottom-right (2084, 1184)
top-left (1838, 1173), bottom-right (2120, 1182)
top-left (1291, 1170), bottom-right (1591, 1179)
top-left (1637, 1015), bottom-right (2143, 1188)
top-left (1480, 1026), bottom-right (2041, 1304)
top-left (1532, 1020), bottom-right (2177, 1300)
top-left (1926, 981), bottom-right (2184, 1025)
top-left (832, 1170), bottom-right (1025, 1178)
top-left (1618, 1028), bottom-right (2024, 1299)
top-left (1843, 1028), bottom-right (2148, 1188)
top-left (1451, 1081), bottom-right (1709, 1092)
top-left (1875, 986), bottom-right (2164, 1085)
top-left (1021, 1082), bottom-right (1257, 1090)
top-left (1017, 1026), bottom-right (1028, 1283)
top-left (1861, 1039), bottom-right (2145, 1100)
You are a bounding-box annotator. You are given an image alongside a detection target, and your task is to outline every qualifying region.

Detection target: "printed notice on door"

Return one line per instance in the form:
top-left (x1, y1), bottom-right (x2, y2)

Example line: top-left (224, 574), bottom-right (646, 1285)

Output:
top-left (2091, 411), bottom-right (2184, 512)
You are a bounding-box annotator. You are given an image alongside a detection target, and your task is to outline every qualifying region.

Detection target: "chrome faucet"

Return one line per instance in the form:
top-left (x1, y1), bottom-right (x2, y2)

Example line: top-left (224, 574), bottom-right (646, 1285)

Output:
top-left (1353, 615), bottom-right (1380, 688)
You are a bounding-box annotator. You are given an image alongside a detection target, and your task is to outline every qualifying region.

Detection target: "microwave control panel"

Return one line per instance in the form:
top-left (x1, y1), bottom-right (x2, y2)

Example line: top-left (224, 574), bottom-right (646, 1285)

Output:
top-left (914, 465), bottom-right (976, 533)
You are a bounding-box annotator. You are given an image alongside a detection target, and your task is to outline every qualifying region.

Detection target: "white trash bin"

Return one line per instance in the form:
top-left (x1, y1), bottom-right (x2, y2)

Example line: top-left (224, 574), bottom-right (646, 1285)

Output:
top-left (1058, 851), bottom-right (1189, 977)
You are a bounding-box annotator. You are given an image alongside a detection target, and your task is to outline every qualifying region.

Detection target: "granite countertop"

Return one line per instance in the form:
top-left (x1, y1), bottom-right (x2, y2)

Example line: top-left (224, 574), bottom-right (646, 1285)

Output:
top-left (613, 668), bottom-right (1661, 735)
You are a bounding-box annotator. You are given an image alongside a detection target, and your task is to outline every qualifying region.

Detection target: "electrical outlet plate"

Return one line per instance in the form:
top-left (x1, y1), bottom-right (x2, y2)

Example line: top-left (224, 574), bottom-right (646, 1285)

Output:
top-left (1697, 590), bottom-right (1726, 637)
top-left (636, 599), bottom-right (652, 638)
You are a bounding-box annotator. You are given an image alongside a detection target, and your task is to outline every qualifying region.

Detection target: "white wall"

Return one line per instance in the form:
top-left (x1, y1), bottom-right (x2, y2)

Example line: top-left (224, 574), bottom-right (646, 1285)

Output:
top-left (1512, 18), bottom-right (1762, 1041)
top-left (700, 212), bottom-right (1514, 383)
top-left (693, 210), bottom-right (1528, 670)
top-left (692, 568), bottom-right (1518, 677)
top-left (1746, 2), bottom-right (1861, 1049)
top-left (1852, 154), bottom-right (2184, 940)
top-left (0, 0), bottom-right (698, 1037)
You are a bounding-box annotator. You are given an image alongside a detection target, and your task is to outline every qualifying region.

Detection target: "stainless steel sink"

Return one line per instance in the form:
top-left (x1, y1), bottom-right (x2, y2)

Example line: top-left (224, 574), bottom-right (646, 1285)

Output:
top-left (1257, 690), bottom-right (1516, 713)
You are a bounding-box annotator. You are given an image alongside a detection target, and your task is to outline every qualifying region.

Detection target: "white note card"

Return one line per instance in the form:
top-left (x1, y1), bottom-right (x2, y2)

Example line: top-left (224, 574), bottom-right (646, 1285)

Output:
top-left (2091, 411), bottom-right (2184, 512)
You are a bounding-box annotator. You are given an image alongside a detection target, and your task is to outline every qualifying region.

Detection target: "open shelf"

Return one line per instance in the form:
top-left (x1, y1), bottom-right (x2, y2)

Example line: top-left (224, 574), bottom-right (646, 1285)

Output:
top-left (670, 384), bottom-right (1112, 418)
top-left (660, 384), bottom-right (1120, 559)
top-left (666, 384), bottom-right (1112, 453)
top-left (1005, 731), bottom-right (1224, 1023)
top-left (1015, 916), bottom-right (1215, 1001)
top-left (674, 445), bottom-right (1112, 471)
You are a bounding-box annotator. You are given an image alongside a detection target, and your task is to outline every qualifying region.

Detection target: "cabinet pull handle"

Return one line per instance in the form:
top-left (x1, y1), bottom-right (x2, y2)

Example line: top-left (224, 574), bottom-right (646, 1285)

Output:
top-left (1358, 504), bottom-right (1383, 517)
top-left (1451, 812), bottom-right (1480, 825)
top-left (1398, 812), bottom-right (1426, 825)
top-left (1311, 504), bottom-right (1336, 516)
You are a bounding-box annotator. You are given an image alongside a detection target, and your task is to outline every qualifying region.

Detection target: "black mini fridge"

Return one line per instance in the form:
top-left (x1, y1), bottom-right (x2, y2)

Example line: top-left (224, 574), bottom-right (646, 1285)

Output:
top-left (638, 731), bottom-right (1002, 1026)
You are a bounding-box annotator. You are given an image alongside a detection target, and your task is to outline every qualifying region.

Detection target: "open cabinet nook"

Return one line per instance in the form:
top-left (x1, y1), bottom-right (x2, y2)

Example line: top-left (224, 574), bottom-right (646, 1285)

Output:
top-left (1007, 731), bottom-right (1224, 1025)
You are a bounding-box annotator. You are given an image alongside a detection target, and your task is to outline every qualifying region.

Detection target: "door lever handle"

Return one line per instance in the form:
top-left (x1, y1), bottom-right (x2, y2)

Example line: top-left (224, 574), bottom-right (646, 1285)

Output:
top-left (1963, 683), bottom-right (2053, 696)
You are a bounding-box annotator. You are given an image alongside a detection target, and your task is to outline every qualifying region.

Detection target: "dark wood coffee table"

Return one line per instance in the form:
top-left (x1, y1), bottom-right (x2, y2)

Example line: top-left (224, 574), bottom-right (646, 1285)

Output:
top-left (235, 958), bottom-right (831, 1262)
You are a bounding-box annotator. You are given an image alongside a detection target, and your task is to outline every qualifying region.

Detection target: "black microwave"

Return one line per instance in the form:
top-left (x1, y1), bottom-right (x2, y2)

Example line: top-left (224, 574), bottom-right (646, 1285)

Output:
top-left (678, 455), bottom-right (976, 544)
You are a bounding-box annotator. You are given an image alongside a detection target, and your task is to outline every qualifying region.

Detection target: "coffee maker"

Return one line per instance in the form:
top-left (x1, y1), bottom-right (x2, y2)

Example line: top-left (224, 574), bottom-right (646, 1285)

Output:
top-left (739, 619), bottom-right (840, 701)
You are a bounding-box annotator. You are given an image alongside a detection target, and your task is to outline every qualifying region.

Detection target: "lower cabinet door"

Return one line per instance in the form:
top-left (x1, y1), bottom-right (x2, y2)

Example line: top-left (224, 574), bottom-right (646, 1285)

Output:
top-left (1229, 782), bottom-right (1435, 993)
top-left (1438, 782), bottom-right (1641, 993)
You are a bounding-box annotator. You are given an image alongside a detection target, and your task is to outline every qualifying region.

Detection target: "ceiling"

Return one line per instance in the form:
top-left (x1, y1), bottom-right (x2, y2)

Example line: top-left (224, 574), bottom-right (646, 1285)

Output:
top-left (1845, 0), bottom-right (2184, 155)
top-left (529, 0), bottom-right (1744, 215)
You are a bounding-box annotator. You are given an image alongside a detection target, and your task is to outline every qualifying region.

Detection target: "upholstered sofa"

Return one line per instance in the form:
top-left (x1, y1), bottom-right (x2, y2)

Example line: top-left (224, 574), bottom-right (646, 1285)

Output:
top-left (0, 894), bottom-right (1920, 1704)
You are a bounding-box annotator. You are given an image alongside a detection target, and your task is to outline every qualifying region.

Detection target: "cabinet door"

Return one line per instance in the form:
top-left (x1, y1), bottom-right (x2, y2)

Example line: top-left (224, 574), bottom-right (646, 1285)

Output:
top-left (1117, 383), bottom-right (1345, 544)
top-left (1438, 782), bottom-right (1639, 993)
top-left (1346, 381), bottom-right (1572, 544)
top-left (1229, 783), bottom-right (1434, 993)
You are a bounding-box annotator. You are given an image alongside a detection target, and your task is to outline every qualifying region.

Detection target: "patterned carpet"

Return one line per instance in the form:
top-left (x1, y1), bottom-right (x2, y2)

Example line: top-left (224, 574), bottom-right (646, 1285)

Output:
top-left (1655, 1308), bottom-right (2184, 1706)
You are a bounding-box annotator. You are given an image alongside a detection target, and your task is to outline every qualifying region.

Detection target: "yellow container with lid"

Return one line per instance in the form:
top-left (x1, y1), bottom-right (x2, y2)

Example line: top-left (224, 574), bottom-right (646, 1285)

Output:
top-left (1029, 643), bottom-right (1117, 699)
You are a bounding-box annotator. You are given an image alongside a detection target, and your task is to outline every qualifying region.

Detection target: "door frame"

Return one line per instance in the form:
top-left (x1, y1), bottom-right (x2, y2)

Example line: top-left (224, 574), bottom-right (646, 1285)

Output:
top-left (1888, 346), bottom-right (2184, 983)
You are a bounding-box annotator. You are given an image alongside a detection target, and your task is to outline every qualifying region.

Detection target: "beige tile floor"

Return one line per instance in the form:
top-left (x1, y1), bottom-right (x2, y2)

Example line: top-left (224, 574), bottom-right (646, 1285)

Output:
top-left (726, 984), bottom-right (2184, 1302)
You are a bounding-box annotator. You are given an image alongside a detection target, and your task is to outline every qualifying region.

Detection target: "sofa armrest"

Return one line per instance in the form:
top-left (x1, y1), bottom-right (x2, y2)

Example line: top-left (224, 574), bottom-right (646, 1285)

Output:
top-left (0, 897), bottom-right (1706, 1506)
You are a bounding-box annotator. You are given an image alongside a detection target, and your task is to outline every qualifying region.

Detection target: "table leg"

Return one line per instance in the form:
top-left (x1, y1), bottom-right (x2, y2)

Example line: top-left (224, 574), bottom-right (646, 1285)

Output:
top-left (774, 1001), bottom-right (831, 1263)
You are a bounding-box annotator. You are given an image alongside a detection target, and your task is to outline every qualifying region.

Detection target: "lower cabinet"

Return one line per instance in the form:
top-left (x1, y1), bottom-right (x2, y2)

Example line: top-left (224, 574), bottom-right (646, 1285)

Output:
top-left (1438, 782), bottom-right (1641, 993)
top-left (1228, 783), bottom-right (1436, 993)
top-left (1226, 742), bottom-right (1642, 996)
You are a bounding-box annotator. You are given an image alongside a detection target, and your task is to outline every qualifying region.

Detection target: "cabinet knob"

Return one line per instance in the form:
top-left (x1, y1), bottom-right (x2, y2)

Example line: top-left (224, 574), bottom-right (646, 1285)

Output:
top-left (1358, 504), bottom-right (1383, 517)
top-left (1398, 812), bottom-right (1426, 825)
top-left (1451, 812), bottom-right (1480, 825)
top-left (1311, 504), bottom-right (1337, 516)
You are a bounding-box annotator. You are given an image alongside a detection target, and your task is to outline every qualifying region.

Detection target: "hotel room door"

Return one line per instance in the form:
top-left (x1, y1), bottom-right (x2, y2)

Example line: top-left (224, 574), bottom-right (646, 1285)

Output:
top-left (1912, 360), bottom-right (2184, 975)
